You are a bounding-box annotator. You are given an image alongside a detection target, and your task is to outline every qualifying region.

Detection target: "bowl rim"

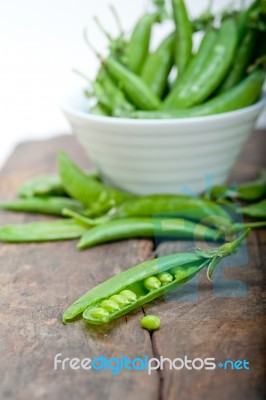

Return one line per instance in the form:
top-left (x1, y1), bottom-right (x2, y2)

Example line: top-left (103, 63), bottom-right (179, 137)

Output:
top-left (60, 87), bottom-right (266, 126)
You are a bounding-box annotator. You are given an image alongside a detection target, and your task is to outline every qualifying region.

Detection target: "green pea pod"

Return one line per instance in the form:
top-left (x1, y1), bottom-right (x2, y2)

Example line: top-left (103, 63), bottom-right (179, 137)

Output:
top-left (238, 199), bottom-right (266, 219)
top-left (163, 19), bottom-right (238, 109)
top-left (104, 57), bottom-right (161, 110)
top-left (58, 152), bottom-right (133, 209)
top-left (123, 70), bottom-right (265, 119)
top-left (141, 33), bottom-right (174, 98)
top-left (163, 28), bottom-right (218, 108)
top-left (207, 169), bottom-right (266, 202)
top-left (62, 231), bottom-right (249, 324)
top-left (0, 219), bottom-right (87, 243)
top-left (18, 174), bottom-right (66, 198)
top-left (237, 170), bottom-right (266, 201)
top-left (90, 103), bottom-right (110, 116)
top-left (0, 197), bottom-right (84, 216)
top-left (261, 0), bottom-right (266, 14)
top-left (77, 217), bottom-right (219, 249)
top-left (99, 71), bottom-right (135, 114)
top-left (217, 29), bottom-right (257, 94)
top-left (127, 13), bottom-right (158, 74)
top-left (171, 0), bottom-right (193, 76)
top-left (91, 195), bottom-right (234, 233)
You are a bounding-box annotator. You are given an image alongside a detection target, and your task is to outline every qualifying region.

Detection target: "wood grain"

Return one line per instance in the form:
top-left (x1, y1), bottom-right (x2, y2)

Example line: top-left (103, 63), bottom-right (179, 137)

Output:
top-left (0, 131), bottom-right (265, 400)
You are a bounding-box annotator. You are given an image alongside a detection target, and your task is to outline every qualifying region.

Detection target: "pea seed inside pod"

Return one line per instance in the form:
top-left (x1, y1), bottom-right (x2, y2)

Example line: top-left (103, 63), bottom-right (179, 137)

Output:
top-left (100, 299), bottom-right (120, 312)
top-left (157, 272), bottom-right (174, 286)
top-left (171, 266), bottom-right (190, 282)
top-left (143, 276), bottom-right (162, 291)
top-left (90, 307), bottom-right (109, 320)
top-left (119, 290), bottom-right (137, 303)
top-left (109, 294), bottom-right (130, 307)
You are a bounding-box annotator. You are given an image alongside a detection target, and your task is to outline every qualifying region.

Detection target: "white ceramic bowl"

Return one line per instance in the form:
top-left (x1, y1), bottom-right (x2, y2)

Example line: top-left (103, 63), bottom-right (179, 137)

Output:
top-left (61, 89), bottom-right (266, 195)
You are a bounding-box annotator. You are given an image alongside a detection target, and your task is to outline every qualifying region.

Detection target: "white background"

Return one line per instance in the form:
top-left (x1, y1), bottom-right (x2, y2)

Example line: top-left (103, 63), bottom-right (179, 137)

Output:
top-left (0, 0), bottom-right (264, 168)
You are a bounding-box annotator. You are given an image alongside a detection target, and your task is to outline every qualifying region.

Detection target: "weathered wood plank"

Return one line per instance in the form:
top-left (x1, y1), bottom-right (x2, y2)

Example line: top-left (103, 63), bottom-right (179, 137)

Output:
top-left (0, 130), bottom-right (265, 400)
top-left (149, 130), bottom-right (266, 400)
top-left (0, 136), bottom-right (157, 400)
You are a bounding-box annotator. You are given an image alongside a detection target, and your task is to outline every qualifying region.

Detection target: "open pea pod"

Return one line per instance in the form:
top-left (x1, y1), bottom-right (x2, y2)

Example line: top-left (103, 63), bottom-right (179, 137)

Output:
top-left (62, 231), bottom-right (249, 325)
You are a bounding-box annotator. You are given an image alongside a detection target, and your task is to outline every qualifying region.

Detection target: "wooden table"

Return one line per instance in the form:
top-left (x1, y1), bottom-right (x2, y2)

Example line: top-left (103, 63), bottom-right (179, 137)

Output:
top-left (0, 132), bottom-right (265, 400)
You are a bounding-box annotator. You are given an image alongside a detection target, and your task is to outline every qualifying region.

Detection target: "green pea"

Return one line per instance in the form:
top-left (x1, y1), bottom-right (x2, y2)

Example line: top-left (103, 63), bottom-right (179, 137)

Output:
top-left (140, 315), bottom-right (161, 331)
top-left (119, 290), bottom-right (137, 303)
top-left (109, 294), bottom-right (130, 307)
top-left (100, 299), bottom-right (120, 312)
top-left (90, 307), bottom-right (109, 320)
top-left (172, 266), bottom-right (191, 282)
top-left (143, 276), bottom-right (162, 291)
top-left (157, 272), bottom-right (174, 286)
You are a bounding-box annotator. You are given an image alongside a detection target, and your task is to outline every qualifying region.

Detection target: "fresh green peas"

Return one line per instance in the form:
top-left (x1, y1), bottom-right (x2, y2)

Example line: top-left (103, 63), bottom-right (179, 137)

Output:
top-left (100, 299), bottom-right (120, 312)
top-left (157, 272), bottom-right (174, 286)
top-left (141, 315), bottom-right (161, 331)
top-left (109, 294), bottom-right (130, 307)
top-left (143, 276), bottom-right (162, 291)
top-left (90, 308), bottom-right (109, 320)
top-left (119, 290), bottom-right (137, 303)
top-left (63, 231), bottom-right (250, 325)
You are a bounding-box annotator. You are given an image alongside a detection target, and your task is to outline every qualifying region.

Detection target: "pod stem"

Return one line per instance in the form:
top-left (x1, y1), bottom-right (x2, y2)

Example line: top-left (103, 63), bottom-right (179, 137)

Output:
top-left (72, 68), bottom-right (92, 83)
top-left (93, 16), bottom-right (113, 41)
top-left (62, 208), bottom-right (110, 226)
top-left (83, 28), bottom-right (103, 60)
top-left (109, 4), bottom-right (124, 35)
top-left (233, 221), bottom-right (266, 232)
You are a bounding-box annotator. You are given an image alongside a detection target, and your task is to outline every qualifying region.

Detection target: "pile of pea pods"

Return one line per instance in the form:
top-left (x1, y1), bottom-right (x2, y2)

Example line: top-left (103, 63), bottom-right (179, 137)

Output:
top-left (80, 0), bottom-right (266, 119)
top-left (0, 151), bottom-right (265, 325)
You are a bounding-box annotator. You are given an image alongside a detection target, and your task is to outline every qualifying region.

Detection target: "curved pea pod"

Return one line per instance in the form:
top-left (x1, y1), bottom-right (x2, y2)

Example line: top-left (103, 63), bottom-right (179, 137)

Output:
top-left (103, 57), bottom-right (161, 110)
top-left (217, 29), bottom-right (257, 94)
top-left (99, 72), bottom-right (135, 114)
top-left (108, 194), bottom-right (233, 230)
top-left (207, 170), bottom-right (266, 202)
top-left (58, 152), bottom-right (133, 209)
top-left (0, 219), bottom-right (87, 243)
top-left (62, 231), bottom-right (249, 325)
top-left (18, 174), bottom-right (66, 198)
top-left (90, 103), bottom-right (110, 116)
top-left (124, 69), bottom-right (265, 119)
top-left (127, 13), bottom-right (158, 74)
top-left (237, 170), bottom-right (266, 202)
top-left (77, 217), bottom-right (219, 250)
top-left (0, 196), bottom-right (84, 216)
top-left (62, 252), bottom-right (206, 323)
top-left (163, 28), bottom-right (218, 108)
top-left (141, 33), bottom-right (174, 98)
top-left (171, 0), bottom-right (193, 76)
top-left (238, 200), bottom-right (266, 219)
top-left (163, 19), bottom-right (238, 109)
